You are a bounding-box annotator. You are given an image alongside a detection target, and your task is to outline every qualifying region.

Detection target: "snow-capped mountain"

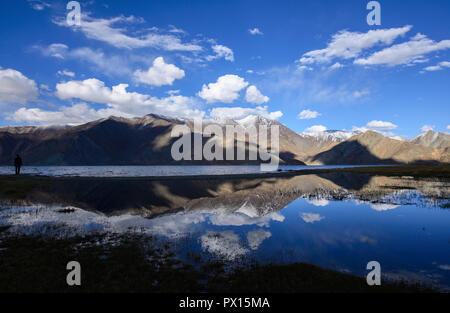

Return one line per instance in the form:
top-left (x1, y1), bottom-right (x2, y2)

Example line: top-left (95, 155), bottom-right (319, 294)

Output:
top-left (411, 130), bottom-right (450, 149)
top-left (299, 130), bottom-right (361, 142)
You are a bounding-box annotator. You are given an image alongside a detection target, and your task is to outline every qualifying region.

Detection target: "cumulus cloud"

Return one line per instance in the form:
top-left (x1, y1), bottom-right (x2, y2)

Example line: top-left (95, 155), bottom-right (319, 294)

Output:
top-left (249, 28), bottom-right (263, 36)
top-left (351, 120), bottom-right (404, 140)
top-left (0, 68), bottom-right (38, 104)
top-left (247, 229), bottom-right (271, 250)
top-left (297, 65), bottom-right (313, 72)
top-left (365, 120), bottom-right (398, 131)
top-left (245, 85), bottom-right (269, 104)
top-left (37, 43), bottom-right (69, 59)
top-left (423, 61), bottom-right (450, 72)
top-left (420, 125), bottom-right (435, 133)
top-left (300, 212), bottom-right (325, 224)
top-left (13, 78), bottom-right (204, 125)
top-left (304, 125), bottom-right (327, 134)
top-left (209, 106), bottom-right (282, 121)
top-left (299, 26), bottom-right (412, 64)
top-left (330, 62), bottom-right (344, 70)
top-left (198, 74), bottom-right (248, 103)
top-left (206, 45), bottom-right (235, 62)
top-left (447, 125), bottom-right (450, 130)
top-left (298, 109), bottom-right (321, 120)
top-left (134, 57), bottom-right (185, 86)
top-left (54, 14), bottom-right (202, 51)
top-left (11, 77), bottom-right (205, 125)
top-left (355, 33), bottom-right (450, 66)
top-left (57, 70), bottom-right (75, 77)
top-left (12, 103), bottom-right (105, 126)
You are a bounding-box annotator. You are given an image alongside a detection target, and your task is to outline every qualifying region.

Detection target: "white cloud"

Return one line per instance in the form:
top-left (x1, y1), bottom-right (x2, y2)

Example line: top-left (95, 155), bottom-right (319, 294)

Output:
top-left (370, 203), bottom-right (398, 211)
top-left (249, 28), bottom-right (263, 36)
top-left (40, 84), bottom-right (50, 91)
top-left (38, 43), bottom-right (68, 59)
top-left (366, 120), bottom-right (397, 131)
top-left (423, 61), bottom-right (450, 72)
top-left (33, 78), bottom-right (206, 124)
top-left (209, 211), bottom-right (284, 227)
top-left (247, 229), bottom-right (271, 250)
top-left (200, 230), bottom-right (248, 261)
top-left (245, 85), bottom-right (269, 104)
top-left (13, 78), bottom-right (204, 125)
top-left (134, 57), bottom-right (185, 87)
top-left (299, 26), bottom-right (412, 64)
top-left (37, 44), bottom-right (132, 76)
top-left (12, 103), bottom-right (105, 126)
top-left (206, 45), bottom-right (235, 62)
top-left (447, 125), bottom-right (450, 130)
top-left (0, 68), bottom-right (38, 104)
top-left (420, 125), bottom-right (435, 133)
top-left (351, 125), bottom-right (405, 141)
top-left (353, 89), bottom-right (370, 98)
top-left (57, 70), bottom-right (75, 78)
top-left (198, 74), bottom-right (248, 103)
top-left (298, 109), bottom-right (321, 120)
top-left (330, 62), bottom-right (344, 70)
top-left (28, 0), bottom-right (50, 11)
top-left (54, 14), bottom-right (202, 51)
top-left (355, 33), bottom-right (450, 66)
top-left (209, 106), bottom-right (282, 121)
top-left (306, 199), bottom-right (330, 207)
top-left (297, 65), bottom-right (313, 72)
top-left (168, 25), bottom-right (186, 34)
top-left (304, 125), bottom-right (327, 134)
top-left (300, 212), bottom-right (325, 223)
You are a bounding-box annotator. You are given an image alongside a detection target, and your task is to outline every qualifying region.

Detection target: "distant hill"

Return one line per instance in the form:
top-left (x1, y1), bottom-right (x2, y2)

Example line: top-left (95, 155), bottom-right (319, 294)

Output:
top-left (309, 131), bottom-right (448, 165)
top-left (411, 131), bottom-right (450, 149)
top-left (0, 114), bottom-right (448, 165)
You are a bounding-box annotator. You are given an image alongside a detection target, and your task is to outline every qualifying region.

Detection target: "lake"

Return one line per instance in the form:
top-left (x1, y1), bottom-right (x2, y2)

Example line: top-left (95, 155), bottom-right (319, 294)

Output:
top-left (0, 171), bottom-right (449, 290)
top-left (0, 165), bottom-right (381, 177)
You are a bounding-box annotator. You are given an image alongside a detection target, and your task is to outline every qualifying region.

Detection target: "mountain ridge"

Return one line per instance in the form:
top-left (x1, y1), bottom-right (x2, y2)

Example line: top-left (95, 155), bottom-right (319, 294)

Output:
top-left (0, 114), bottom-right (449, 166)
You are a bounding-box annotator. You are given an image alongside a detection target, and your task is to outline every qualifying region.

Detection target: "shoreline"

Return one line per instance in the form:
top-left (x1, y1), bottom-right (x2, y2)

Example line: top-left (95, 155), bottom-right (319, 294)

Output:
top-left (0, 164), bottom-right (449, 181)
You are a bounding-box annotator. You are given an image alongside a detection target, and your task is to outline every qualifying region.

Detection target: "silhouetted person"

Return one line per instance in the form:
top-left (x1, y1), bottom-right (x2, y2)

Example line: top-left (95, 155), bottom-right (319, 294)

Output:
top-left (14, 154), bottom-right (22, 175)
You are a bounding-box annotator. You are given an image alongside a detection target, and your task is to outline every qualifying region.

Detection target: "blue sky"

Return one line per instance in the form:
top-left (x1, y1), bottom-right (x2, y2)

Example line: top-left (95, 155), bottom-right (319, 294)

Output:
top-left (0, 0), bottom-right (449, 139)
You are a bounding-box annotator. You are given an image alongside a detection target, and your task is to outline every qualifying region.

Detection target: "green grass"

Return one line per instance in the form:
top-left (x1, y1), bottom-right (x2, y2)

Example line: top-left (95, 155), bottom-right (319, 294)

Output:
top-left (0, 233), bottom-right (434, 293)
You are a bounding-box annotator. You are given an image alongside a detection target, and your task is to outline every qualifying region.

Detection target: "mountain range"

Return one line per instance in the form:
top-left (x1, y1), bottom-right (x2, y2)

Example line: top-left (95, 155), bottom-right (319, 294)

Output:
top-left (0, 114), bottom-right (449, 165)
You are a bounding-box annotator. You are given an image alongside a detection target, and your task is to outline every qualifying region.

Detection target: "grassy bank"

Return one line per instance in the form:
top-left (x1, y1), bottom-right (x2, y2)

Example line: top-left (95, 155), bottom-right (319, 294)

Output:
top-left (0, 232), bottom-right (433, 293)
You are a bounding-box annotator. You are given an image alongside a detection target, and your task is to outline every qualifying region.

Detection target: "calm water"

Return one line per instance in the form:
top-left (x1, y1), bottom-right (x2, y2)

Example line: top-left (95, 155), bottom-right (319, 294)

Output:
top-left (0, 172), bottom-right (449, 290)
top-left (0, 165), bottom-right (379, 177)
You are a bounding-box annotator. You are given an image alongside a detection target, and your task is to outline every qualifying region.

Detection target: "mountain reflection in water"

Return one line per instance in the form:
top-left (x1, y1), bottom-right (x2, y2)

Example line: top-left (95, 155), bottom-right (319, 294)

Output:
top-left (0, 172), bottom-right (449, 290)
